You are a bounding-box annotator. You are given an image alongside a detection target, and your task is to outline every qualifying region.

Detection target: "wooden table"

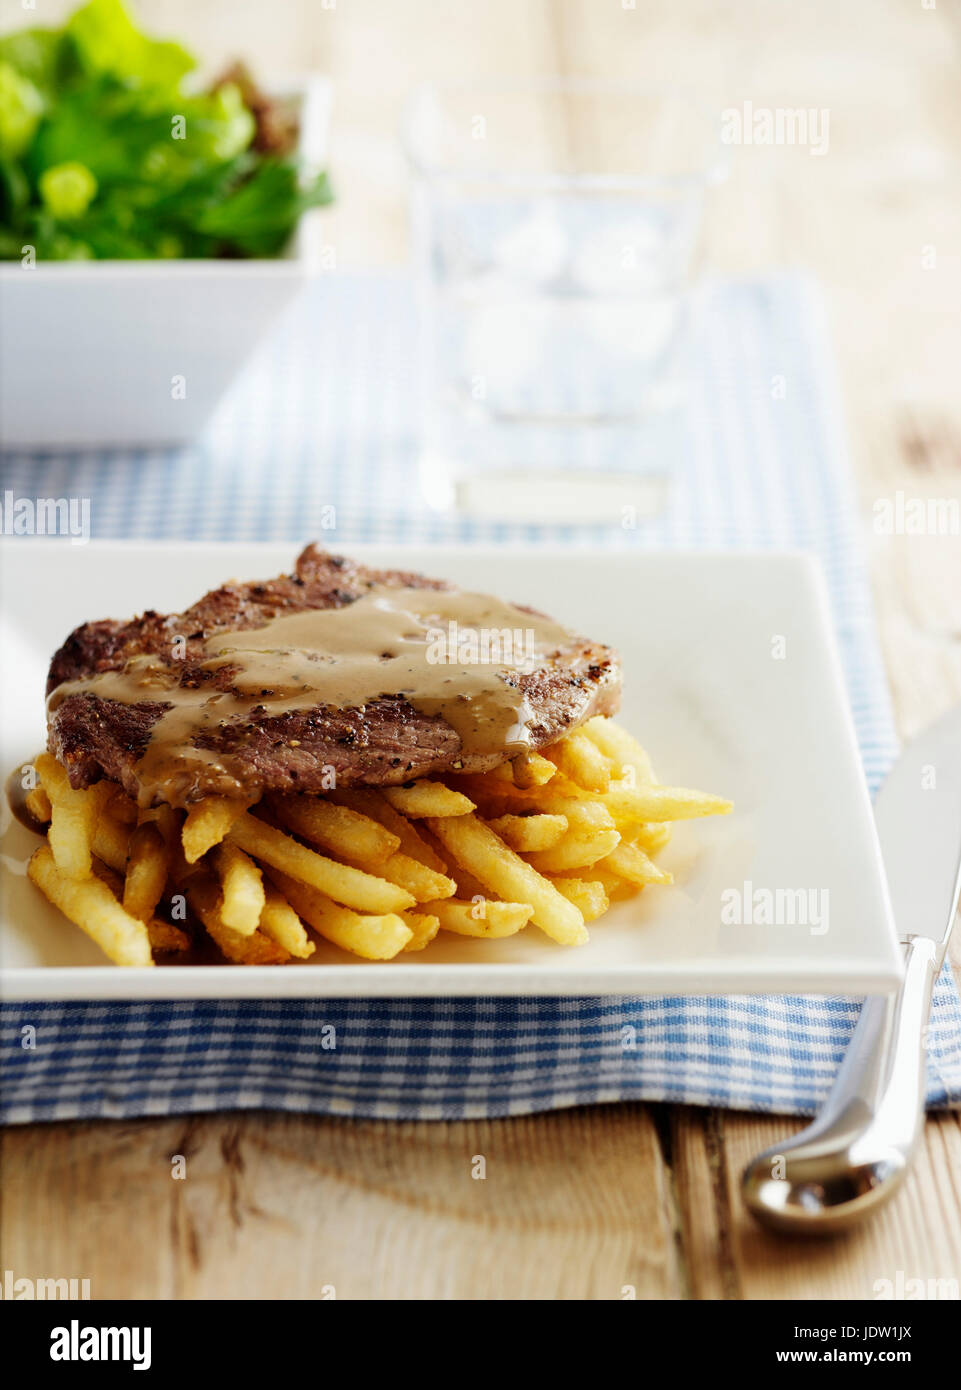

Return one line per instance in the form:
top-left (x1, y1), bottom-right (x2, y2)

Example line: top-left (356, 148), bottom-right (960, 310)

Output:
top-left (3, 0), bottom-right (960, 1299)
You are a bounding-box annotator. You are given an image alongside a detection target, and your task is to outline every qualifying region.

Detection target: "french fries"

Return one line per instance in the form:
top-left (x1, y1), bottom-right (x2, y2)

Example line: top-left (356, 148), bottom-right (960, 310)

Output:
top-left (601, 782), bottom-right (733, 824)
top-left (24, 785), bottom-right (52, 825)
top-left (331, 789), bottom-right (450, 873)
top-left (383, 781), bottom-right (474, 819)
top-left (488, 751), bottom-right (557, 789)
top-left (485, 813), bottom-right (568, 852)
top-left (440, 851), bottom-right (492, 904)
top-left (258, 881), bottom-right (315, 959)
top-left (28, 842), bottom-right (153, 967)
top-left (270, 791), bottom-right (457, 901)
top-left (20, 717), bottom-right (730, 965)
top-left (146, 919), bottom-right (191, 955)
top-left (228, 812), bottom-right (415, 914)
top-left (268, 793), bottom-right (400, 865)
top-left (600, 841), bottom-right (673, 887)
top-left (401, 910), bottom-right (441, 952)
top-left (425, 898), bottom-right (532, 938)
top-left (92, 854), bottom-right (190, 953)
top-left (509, 750), bottom-right (557, 789)
top-left (453, 777), bottom-right (615, 831)
top-left (630, 822), bottom-right (672, 855)
top-left (35, 751), bottom-right (95, 879)
top-left (187, 871), bottom-right (289, 965)
top-left (581, 716), bottom-right (655, 783)
top-left (426, 813), bottom-right (588, 947)
top-left (269, 869), bottom-right (412, 960)
top-left (369, 851), bottom-right (457, 904)
top-left (122, 823), bottom-right (169, 922)
top-left (563, 865), bottom-right (640, 901)
top-left (525, 827), bottom-right (621, 874)
top-left (91, 812), bottom-right (132, 874)
top-left (182, 795), bottom-right (246, 864)
top-left (543, 729), bottom-right (611, 793)
top-left (213, 842), bottom-right (266, 935)
top-left (548, 877), bottom-right (610, 922)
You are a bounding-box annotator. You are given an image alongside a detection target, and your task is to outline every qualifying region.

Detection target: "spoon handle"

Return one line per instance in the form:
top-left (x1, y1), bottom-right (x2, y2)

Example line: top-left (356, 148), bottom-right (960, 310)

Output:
top-left (741, 936), bottom-right (938, 1233)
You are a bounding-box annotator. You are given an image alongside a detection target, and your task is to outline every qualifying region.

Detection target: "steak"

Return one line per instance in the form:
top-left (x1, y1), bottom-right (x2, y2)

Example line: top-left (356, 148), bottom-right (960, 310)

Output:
top-left (47, 545), bottom-right (622, 805)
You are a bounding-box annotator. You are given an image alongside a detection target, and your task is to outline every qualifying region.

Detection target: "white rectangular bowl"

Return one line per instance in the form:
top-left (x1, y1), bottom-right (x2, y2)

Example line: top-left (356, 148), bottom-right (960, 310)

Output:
top-left (0, 541), bottom-right (902, 1000)
top-left (0, 79), bottom-right (330, 451)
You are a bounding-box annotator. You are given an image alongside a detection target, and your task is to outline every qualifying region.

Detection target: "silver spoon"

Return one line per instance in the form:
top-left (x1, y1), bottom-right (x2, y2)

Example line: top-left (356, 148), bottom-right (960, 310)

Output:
top-left (742, 704), bottom-right (961, 1233)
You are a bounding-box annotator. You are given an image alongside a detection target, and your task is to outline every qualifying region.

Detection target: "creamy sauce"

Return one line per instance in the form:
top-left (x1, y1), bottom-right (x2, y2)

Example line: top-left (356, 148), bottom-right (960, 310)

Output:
top-left (46, 585), bottom-right (579, 807)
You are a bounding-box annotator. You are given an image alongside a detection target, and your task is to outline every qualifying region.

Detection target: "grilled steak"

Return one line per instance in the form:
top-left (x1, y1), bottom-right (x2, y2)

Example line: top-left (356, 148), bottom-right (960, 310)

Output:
top-left (47, 545), bottom-right (622, 805)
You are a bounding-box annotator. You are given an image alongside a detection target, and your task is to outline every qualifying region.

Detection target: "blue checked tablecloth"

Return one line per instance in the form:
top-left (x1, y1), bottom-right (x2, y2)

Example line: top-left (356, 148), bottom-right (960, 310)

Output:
top-left (2, 271), bottom-right (960, 1124)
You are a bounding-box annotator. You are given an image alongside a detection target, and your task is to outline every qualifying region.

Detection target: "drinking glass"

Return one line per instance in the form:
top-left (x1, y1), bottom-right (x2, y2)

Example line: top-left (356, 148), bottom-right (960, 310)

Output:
top-left (405, 80), bottom-right (725, 523)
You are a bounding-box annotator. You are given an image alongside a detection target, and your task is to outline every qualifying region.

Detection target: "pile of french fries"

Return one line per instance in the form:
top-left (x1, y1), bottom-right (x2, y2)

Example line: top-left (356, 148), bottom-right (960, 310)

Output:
top-left (22, 718), bottom-right (731, 967)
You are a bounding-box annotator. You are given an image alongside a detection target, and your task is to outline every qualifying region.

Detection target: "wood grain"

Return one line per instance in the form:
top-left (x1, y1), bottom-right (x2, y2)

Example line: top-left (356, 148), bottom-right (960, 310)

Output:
top-left (1, 0), bottom-right (960, 1299)
top-left (1, 1107), bottom-right (682, 1300)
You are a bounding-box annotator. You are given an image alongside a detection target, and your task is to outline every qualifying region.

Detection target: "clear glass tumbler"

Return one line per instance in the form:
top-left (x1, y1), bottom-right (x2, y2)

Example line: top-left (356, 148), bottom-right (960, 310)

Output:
top-left (405, 81), bottom-right (725, 523)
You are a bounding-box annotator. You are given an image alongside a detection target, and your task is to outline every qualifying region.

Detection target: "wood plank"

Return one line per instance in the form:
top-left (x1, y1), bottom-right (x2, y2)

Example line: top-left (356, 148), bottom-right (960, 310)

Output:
top-left (0, 1120), bottom-right (179, 1299)
top-left (0, 1105), bottom-right (683, 1300)
top-left (670, 1108), bottom-right (737, 1300)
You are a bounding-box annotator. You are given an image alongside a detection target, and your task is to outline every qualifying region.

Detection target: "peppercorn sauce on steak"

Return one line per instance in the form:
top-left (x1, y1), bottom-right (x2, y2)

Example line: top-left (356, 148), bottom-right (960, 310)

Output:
top-left (46, 546), bottom-right (623, 808)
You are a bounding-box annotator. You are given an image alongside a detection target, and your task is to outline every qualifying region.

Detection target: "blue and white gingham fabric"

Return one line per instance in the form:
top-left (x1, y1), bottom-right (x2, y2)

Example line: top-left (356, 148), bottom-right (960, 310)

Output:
top-left (1, 271), bottom-right (959, 1123)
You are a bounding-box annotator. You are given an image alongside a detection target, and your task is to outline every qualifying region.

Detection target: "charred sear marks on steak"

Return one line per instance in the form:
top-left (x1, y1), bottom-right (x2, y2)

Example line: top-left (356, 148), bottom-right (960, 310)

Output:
top-left (47, 546), bottom-right (622, 803)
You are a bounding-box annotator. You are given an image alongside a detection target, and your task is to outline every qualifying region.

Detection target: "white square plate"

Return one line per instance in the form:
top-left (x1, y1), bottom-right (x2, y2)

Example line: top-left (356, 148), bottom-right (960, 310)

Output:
top-left (0, 542), bottom-right (901, 1000)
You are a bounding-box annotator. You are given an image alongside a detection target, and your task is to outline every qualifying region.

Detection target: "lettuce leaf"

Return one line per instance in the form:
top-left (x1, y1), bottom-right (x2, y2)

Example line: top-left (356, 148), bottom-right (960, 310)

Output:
top-left (66, 0), bottom-right (194, 96)
top-left (0, 0), bottom-right (331, 261)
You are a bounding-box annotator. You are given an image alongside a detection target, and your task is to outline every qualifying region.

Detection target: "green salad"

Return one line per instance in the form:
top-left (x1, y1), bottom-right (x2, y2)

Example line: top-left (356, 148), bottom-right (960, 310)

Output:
top-left (0, 0), bottom-right (332, 260)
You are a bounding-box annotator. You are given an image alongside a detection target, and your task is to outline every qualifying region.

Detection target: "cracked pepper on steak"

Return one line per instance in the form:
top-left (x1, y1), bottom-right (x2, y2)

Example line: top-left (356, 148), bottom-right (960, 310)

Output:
top-left (46, 545), bottom-right (622, 805)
